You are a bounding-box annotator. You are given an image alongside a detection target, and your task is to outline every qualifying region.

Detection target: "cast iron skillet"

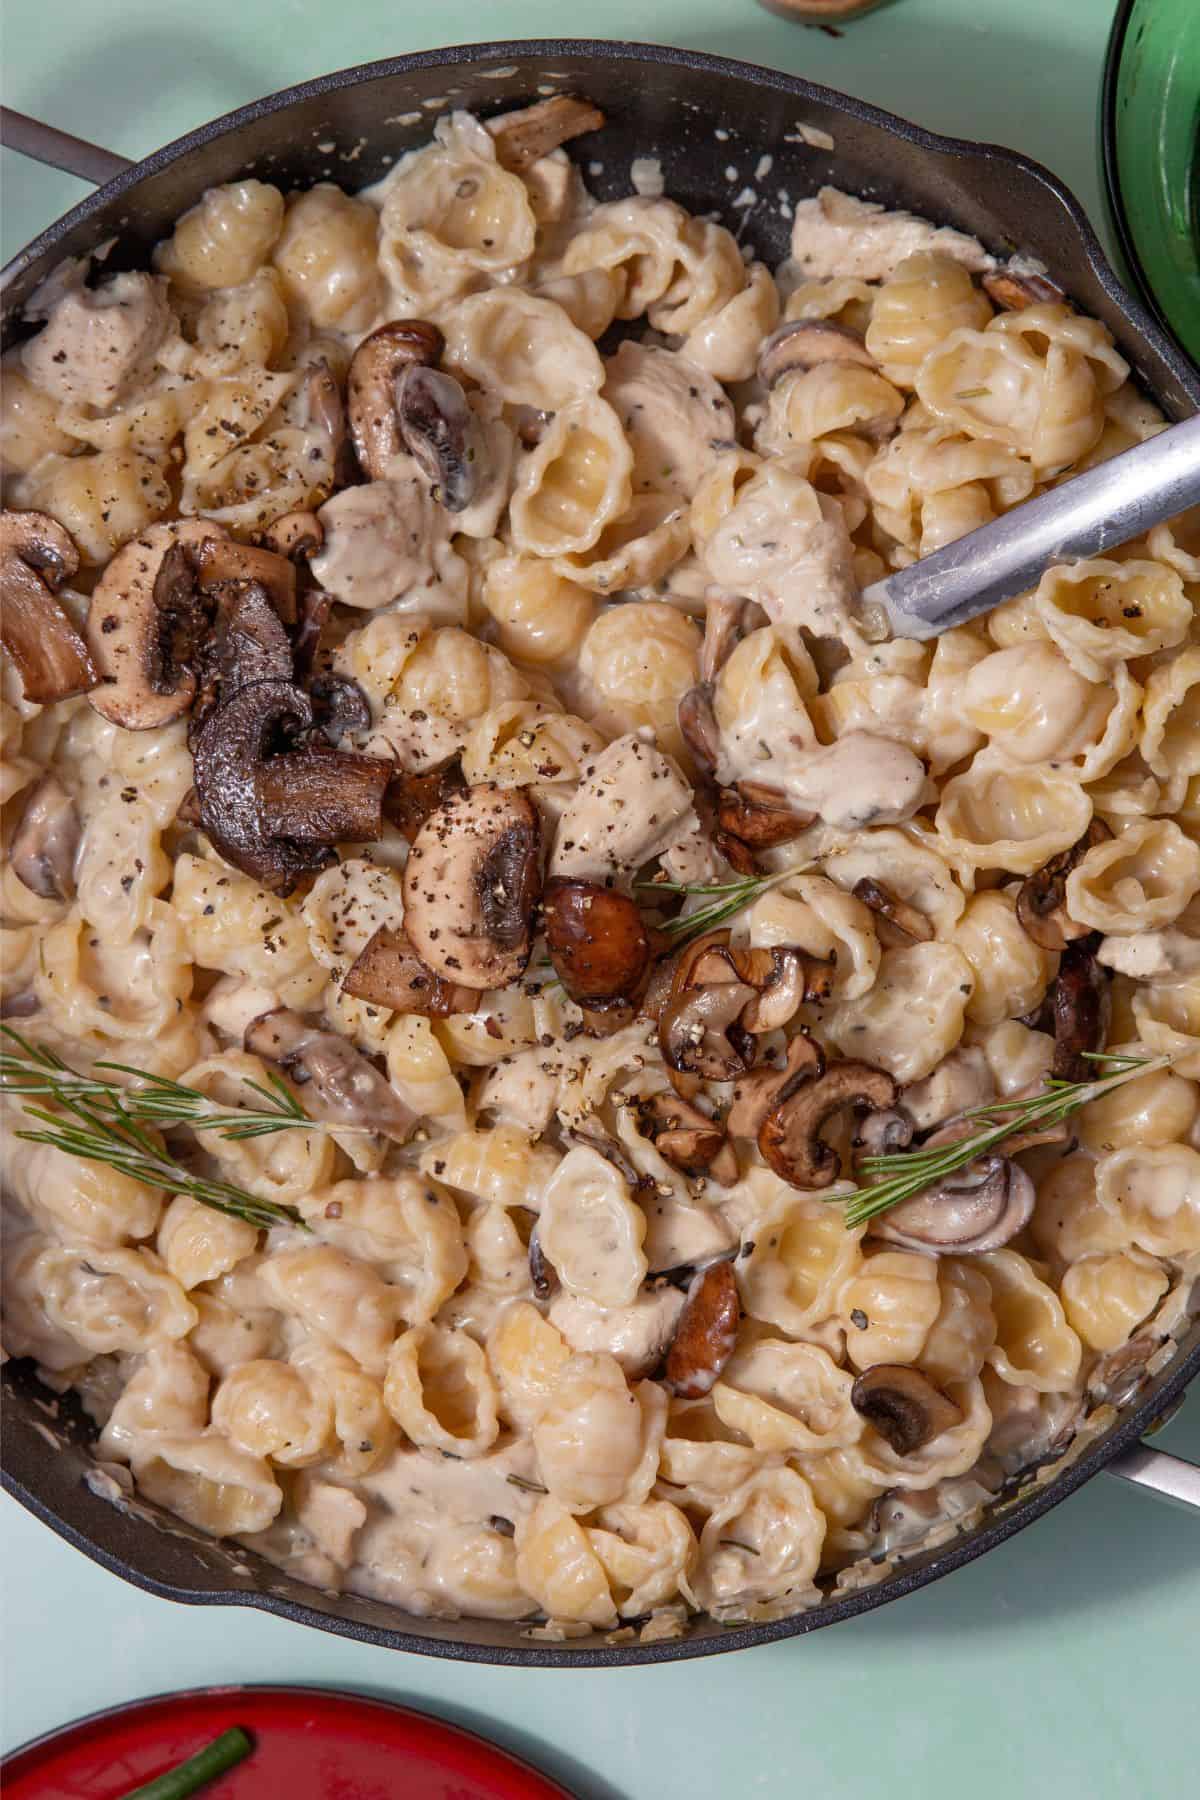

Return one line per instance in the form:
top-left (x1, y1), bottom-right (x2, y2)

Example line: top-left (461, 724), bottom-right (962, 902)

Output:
top-left (2, 41), bottom-right (1199, 1667)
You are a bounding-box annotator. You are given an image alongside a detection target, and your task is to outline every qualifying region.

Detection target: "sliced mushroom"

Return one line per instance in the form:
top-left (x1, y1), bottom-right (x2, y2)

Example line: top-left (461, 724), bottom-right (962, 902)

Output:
top-left (487, 94), bottom-right (605, 171)
top-left (308, 673), bottom-right (372, 745)
top-left (726, 1032), bottom-right (824, 1138)
top-left (191, 679), bottom-right (331, 894)
top-left (193, 537), bottom-right (297, 623)
top-left (982, 270), bottom-right (1066, 311)
top-left (869, 1154), bottom-right (1035, 1254)
top-left (341, 925), bottom-right (475, 1016)
top-left (759, 1059), bottom-right (898, 1189)
top-left (717, 783), bottom-right (814, 854)
top-left (256, 742), bottom-right (392, 843)
top-left (291, 586), bottom-right (333, 686)
top-left (190, 577), bottom-right (295, 742)
top-left (677, 936), bottom-right (831, 1034)
top-left (244, 1008), bottom-right (415, 1140)
top-left (664, 1260), bottom-right (741, 1399)
top-left (86, 520), bottom-right (220, 730)
top-left (757, 319), bottom-right (877, 388)
top-left (382, 756), bottom-right (467, 843)
top-left (659, 980), bottom-right (758, 1082)
top-left (738, 944), bottom-right (833, 1028)
top-left (677, 683), bottom-right (721, 777)
top-left (637, 1091), bottom-right (739, 1187)
top-left (854, 1107), bottom-right (915, 1157)
top-left (1051, 938), bottom-right (1111, 1082)
top-left (851, 1366), bottom-right (963, 1456)
top-left (9, 774), bottom-right (79, 901)
top-left (260, 510), bottom-right (324, 563)
top-left (401, 782), bottom-right (542, 988)
top-left (0, 510), bottom-right (95, 703)
top-left (346, 318), bottom-right (444, 480)
top-left (542, 878), bottom-right (654, 1004)
top-left (1016, 821), bottom-right (1112, 951)
top-left (396, 364), bottom-right (483, 514)
top-left (853, 877), bottom-right (934, 946)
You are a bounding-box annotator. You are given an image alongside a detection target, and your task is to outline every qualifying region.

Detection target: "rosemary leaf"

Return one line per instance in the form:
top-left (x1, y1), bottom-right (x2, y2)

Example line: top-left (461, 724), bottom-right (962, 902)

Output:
top-left (637, 860), bottom-right (813, 948)
top-left (834, 1054), bottom-right (1169, 1229)
top-left (0, 1026), bottom-right (311, 1232)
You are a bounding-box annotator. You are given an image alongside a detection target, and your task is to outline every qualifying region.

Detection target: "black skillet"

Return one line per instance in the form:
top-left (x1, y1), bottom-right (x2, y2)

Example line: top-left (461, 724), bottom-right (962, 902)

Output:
top-left (2, 40), bottom-right (1199, 1667)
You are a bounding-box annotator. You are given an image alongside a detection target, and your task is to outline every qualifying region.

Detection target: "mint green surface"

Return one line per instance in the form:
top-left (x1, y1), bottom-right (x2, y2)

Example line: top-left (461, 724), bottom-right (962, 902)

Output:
top-left (2, 4), bottom-right (1196, 1794)
top-left (1111, 0), bottom-right (1200, 362)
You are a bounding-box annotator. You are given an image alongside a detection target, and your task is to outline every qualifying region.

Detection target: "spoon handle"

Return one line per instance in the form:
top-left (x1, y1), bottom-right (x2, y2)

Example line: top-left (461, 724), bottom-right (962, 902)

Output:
top-left (866, 410), bottom-right (1200, 640)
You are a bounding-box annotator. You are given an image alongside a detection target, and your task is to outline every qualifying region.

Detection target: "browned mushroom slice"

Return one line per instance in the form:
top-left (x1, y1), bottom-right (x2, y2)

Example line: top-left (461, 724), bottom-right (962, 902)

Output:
top-left (402, 782), bottom-right (542, 989)
top-left (308, 673), bottom-right (372, 745)
top-left (718, 783), bottom-right (813, 854)
top-left (342, 925), bottom-right (476, 1016)
top-left (1015, 821), bottom-right (1112, 951)
top-left (291, 586), bottom-right (333, 686)
top-left (346, 319), bottom-right (445, 480)
top-left (982, 270), bottom-right (1066, 311)
top-left (677, 683), bottom-right (721, 776)
top-left (1051, 938), bottom-right (1111, 1082)
top-left (543, 878), bottom-right (654, 1004)
top-left (637, 1091), bottom-right (739, 1186)
top-left (244, 1007), bottom-right (416, 1140)
top-left (869, 1154), bottom-right (1035, 1254)
top-left (396, 364), bottom-right (484, 514)
top-left (192, 680), bottom-right (331, 894)
top-left (758, 319), bottom-right (877, 388)
top-left (664, 1260), bottom-right (741, 1399)
top-left (192, 538), bottom-right (297, 624)
top-left (189, 578), bottom-right (295, 742)
top-left (735, 944), bottom-right (833, 1029)
top-left (680, 937), bottom-right (831, 1033)
top-left (759, 1059), bottom-right (898, 1189)
top-left (9, 774), bottom-right (80, 902)
top-left (256, 742), bottom-right (391, 843)
top-left (260, 510), bottom-right (324, 563)
top-left (851, 1366), bottom-right (963, 1455)
top-left (487, 94), bottom-right (606, 171)
top-left (659, 980), bottom-right (758, 1082)
top-left (853, 876), bottom-right (935, 946)
top-left (382, 757), bottom-right (468, 842)
top-left (86, 520), bottom-right (220, 730)
top-left (726, 1032), bottom-right (824, 1137)
top-left (0, 511), bottom-right (95, 703)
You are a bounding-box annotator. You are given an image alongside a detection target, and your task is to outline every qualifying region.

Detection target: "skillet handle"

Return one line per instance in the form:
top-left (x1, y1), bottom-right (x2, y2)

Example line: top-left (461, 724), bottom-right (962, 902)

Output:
top-left (1105, 1443), bottom-right (1200, 1516)
top-left (0, 106), bottom-right (132, 186)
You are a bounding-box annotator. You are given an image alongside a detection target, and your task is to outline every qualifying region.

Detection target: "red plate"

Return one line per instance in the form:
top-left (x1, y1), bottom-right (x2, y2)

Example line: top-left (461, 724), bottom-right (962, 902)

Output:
top-left (3, 1686), bottom-right (577, 1800)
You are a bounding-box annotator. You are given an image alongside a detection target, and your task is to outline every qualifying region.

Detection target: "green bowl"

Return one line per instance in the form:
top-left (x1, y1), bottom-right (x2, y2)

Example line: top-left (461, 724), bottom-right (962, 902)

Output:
top-left (1102, 0), bottom-right (1200, 369)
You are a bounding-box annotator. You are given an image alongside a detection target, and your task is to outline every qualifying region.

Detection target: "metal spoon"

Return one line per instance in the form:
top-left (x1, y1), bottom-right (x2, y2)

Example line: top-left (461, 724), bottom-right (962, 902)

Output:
top-left (864, 410), bottom-right (1200, 639)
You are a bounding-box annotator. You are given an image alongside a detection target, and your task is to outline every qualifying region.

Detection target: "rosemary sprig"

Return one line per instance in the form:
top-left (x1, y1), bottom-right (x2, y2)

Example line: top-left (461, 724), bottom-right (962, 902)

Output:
top-left (836, 1051), bottom-right (1167, 1229)
top-left (0, 1027), bottom-right (312, 1232)
top-left (637, 862), bottom-right (813, 947)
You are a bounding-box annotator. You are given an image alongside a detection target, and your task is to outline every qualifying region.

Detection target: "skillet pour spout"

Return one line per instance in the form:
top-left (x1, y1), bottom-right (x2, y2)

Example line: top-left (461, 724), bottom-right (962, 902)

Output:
top-left (2, 40), bottom-right (1199, 1669)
